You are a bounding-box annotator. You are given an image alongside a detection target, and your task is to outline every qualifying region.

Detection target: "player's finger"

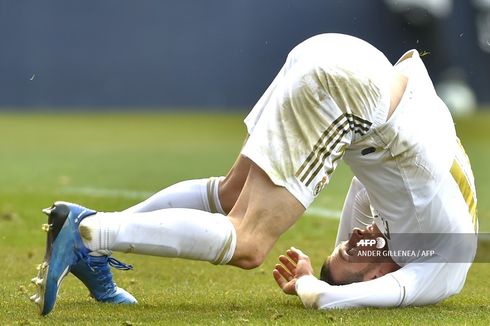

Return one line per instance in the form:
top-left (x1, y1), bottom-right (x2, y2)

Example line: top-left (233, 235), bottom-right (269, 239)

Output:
top-left (286, 248), bottom-right (300, 262)
top-left (279, 255), bottom-right (296, 272)
top-left (274, 263), bottom-right (293, 281)
top-left (290, 246), bottom-right (308, 259)
top-left (273, 269), bottom-right (287, 289)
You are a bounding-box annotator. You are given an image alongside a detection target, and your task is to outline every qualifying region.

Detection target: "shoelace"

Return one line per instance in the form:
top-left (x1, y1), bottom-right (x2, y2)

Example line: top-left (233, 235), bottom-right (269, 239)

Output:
top-left (107, 257), bottom-right (133, 271)
top-left (85, 255), bottom-right (133, 272)
top-left (84, 255), bottom-right (133, 293)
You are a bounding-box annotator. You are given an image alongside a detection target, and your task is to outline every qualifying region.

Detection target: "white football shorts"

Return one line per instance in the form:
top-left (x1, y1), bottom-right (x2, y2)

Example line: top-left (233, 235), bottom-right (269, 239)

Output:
top-left (241, 33), bottom-right (394, 208)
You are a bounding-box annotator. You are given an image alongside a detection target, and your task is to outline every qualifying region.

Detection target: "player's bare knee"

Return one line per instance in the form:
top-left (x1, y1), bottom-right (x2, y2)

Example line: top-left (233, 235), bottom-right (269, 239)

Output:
top-left (231, 237), bottom-right (268, 270)
top-left (232, 251), bottom-right (266, 270)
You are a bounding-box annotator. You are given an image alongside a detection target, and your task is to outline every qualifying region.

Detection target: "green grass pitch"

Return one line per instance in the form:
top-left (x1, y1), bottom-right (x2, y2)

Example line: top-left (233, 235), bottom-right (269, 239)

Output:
top-left (0, 111), bottom-right (489, 325)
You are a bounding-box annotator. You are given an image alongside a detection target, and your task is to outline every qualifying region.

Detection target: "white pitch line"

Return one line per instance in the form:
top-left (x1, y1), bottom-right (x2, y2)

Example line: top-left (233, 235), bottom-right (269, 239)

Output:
top-left (305, 206), bottom-right (341, 219)
top-left (62, 186), bottom-right (341, 219)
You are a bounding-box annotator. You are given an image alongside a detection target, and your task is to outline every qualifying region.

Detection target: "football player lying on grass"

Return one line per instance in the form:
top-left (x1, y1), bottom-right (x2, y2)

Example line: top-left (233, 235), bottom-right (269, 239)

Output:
top-left (31, 33), bottom-right (477, 315)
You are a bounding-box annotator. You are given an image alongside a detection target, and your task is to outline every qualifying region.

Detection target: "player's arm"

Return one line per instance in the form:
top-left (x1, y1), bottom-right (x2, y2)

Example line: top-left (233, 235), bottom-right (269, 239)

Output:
top-left (294, 273), bottom-right (404, 309)
top-left (274, 248), bottom-right (467, 309)
top-left (273, 247), bottom-right (404, 308)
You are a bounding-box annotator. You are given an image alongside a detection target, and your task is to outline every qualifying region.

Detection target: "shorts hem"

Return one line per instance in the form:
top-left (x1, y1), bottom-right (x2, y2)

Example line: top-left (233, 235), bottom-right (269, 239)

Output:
top-left (241, 148), bottom-right (312, 210)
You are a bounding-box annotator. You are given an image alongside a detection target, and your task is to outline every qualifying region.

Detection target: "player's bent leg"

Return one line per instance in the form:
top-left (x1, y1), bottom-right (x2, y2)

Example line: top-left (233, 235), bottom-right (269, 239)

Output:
top-left (74, 162), bottom-right (301, 270)
top-left (227, 162), bottom-right (305, 269)
top-left (70, 179), bottom-right (228, 306)
top-left (66, 155), bottom-right (251, 306)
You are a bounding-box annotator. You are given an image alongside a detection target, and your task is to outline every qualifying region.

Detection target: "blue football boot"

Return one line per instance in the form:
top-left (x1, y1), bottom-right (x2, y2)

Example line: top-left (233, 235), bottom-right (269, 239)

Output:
top-left (70, 255), bottom-right (137, 304)
top-left (30, 202), bottom-right (136, 316)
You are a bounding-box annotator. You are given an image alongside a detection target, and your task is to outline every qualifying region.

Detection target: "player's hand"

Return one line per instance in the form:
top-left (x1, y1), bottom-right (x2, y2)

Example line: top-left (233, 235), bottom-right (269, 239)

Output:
top-left (273, 247), bottom-right (314, 296)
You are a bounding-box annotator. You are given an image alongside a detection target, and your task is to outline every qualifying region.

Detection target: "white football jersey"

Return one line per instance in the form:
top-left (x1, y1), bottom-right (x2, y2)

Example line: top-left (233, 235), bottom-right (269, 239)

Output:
top-left (296, 49), bottom-right (477, 309)
top-left (240, 33), bottom-right (477, 308)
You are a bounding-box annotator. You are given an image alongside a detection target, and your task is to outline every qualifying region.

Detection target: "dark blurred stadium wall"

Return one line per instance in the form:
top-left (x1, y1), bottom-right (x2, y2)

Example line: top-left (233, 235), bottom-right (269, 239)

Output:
top-left (0, 0), bottom-right (488, 110)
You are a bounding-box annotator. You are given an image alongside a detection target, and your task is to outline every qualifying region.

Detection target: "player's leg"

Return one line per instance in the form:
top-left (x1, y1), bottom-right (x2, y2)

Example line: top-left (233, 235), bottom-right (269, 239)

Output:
top-left (226, 161), bottom-right (305, 269)
top-left (64, 144), bottom-right (250, 306)
top-left (32, 158), bottom-right (300, 313)
top-left (32, 200), bottom-right (239, 315)
top-left (123, 137), bottom-right (251, 214)
top-left (124, 177), bottom-right (226, 214)
top-left (64, 148), bottom-right (250, 310)
top-left (57, 158), bottom-right (302, 268)
top-left (45, 154), bottom-right (293, 268)
top-left (76, 155), bottom-right (252, 264)
top-left (31, 154), bottom-right (252, 315)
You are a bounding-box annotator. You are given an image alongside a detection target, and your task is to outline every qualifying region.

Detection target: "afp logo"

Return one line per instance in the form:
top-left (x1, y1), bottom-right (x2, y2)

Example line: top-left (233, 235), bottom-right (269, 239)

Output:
top-left (356, 237), bottom-right (386, 249)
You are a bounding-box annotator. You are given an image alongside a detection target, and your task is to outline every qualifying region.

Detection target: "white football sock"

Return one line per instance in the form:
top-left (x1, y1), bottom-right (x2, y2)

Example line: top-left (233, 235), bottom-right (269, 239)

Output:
top-left (124, 177), bottom-right (225, 214)
top-left (79, 208), bottom-right (236, 265)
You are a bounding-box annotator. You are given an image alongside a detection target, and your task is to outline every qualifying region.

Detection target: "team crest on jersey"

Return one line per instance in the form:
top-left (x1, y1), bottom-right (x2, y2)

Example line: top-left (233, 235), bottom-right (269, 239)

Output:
top-left (313, 175), bottom-right (328, 196)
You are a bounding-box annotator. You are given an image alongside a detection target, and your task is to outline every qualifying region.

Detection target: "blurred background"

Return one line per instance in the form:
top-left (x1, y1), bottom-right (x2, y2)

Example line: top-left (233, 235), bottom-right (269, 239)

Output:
top-left (0, 0), bottom-right (489, 114)
top-left (1, 3), bottom-right (489, 322)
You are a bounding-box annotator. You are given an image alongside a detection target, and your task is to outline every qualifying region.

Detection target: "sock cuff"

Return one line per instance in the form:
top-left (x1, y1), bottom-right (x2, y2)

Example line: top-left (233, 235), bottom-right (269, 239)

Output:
top-left (80, 212), bottom-right (120, 255)
top-left (206, 176), bottom-right (226, 215)
top-left (211, 215), bottom-right (237, 265)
